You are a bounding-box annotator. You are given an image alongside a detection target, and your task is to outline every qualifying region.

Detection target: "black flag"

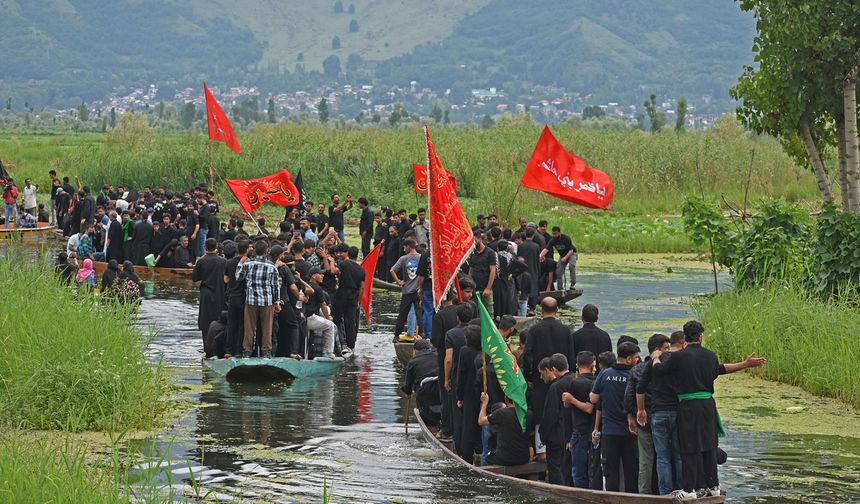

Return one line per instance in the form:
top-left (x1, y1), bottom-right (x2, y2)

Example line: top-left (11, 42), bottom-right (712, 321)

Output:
top-left (294, 169), bottom-right (309, 216)
top-left (0, 160), bottom-right (9, 181)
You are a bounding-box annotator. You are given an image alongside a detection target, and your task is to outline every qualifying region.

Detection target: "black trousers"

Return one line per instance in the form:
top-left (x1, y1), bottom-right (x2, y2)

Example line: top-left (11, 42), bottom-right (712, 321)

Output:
top-left (333, 295), bottom-right (359, 349)
top-left (602, 434), bottom-right (638, 493)
top-left (394, 292), bottom-right (421, 339)
top-left (682, 449), bottom-right (718, 492)
top-left (438, 350), bottom-right (453, 436)
top-left (545, 442), bottom-right (565, 485)
top-left (226, 298), bottom-right (245, 356)
top-left (361, 233), bottom-right (371, 258)
top-left (275, 303), bottom-right (299, 357)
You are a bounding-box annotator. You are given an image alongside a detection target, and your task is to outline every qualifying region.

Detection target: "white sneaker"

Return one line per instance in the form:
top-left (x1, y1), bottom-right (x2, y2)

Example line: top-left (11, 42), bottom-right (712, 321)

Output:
top-left (670, 489), bottom-right (698, 501)
top-left (706, 486), bottom-right (721, 497)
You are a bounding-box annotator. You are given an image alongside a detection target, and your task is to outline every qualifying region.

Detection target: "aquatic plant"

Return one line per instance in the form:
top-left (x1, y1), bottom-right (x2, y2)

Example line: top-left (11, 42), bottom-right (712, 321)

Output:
top-left (0, 251), bottom-right (166, 431)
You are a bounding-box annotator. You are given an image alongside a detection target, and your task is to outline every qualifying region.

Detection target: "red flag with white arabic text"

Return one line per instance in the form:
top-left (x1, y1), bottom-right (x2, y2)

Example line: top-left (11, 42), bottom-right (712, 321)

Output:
top-left (225, 169), bottom-right (300, 213)
top-left (204, 82), bottom-right (242, 154)
top-left (360, 242), bottom-right (383, 323)
top-left (414, 163), bottom-right (457, 194)
top-left (520, 125), bottom-right (613, 209)
top-left (426, 126), bottom-right (475, 309)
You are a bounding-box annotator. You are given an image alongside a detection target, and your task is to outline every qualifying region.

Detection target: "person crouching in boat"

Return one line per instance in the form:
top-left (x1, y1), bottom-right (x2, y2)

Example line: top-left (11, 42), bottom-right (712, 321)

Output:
top-left (478, 391), bottom-right (533, 467)
top-left (304, 267), bottom-right (338, 359)
top-left (401, 339), bottom-right (441, 427)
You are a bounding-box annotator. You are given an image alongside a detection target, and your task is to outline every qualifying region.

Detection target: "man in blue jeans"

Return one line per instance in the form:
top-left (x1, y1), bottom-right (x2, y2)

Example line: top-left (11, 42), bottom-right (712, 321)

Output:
top-left (416, 247), bottom-right (434, 337)
top-left (562, 351), bottom-right (597, 488)
top-left (636, 331), bottom-right (685, 494)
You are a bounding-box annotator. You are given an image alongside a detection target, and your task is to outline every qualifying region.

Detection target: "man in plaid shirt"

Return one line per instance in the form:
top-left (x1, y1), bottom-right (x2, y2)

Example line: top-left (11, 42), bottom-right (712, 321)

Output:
top-left (236, 239), bottom-right (281, 358)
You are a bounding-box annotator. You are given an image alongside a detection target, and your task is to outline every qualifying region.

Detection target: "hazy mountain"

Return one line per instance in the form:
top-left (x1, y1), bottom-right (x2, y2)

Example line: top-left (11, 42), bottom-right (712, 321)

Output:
top-left (0, 0), bottom-right (754, 109)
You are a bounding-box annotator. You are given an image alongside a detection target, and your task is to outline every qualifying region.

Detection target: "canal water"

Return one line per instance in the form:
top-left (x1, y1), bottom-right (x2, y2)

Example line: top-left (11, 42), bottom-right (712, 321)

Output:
top-left (123, 266), bottom-right (859, 503)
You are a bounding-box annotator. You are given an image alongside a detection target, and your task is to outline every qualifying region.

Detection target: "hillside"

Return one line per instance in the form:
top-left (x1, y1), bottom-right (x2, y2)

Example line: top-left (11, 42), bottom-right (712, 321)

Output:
top-left (0, 0), bottom-right (754, 109)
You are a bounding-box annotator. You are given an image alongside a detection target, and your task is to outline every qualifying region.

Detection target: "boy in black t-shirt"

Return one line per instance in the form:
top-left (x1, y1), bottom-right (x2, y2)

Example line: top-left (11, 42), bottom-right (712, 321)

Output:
top-left (563, 351), bottom-right (599, 488)
top-left (479, 392), bottom-right (533, 466)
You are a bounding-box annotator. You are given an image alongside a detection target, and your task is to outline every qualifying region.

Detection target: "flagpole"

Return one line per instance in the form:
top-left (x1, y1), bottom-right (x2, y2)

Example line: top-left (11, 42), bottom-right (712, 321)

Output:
top-left (208, 141), bottom-right (215, 189)
top-left (482, 350), bottom-right (488, 394)
top-left (244, 209), bottom-right (266, 236)
top-left (211, 169), bottom-right (266, 237)
top-left (502, 184), bottom-right (522, 226)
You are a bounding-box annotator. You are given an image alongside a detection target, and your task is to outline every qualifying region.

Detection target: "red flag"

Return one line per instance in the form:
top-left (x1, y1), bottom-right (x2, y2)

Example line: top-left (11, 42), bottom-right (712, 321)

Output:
top-left (414, 163), bottom-right (456, 194)
top-left (225, 169), bottom-right (300, 213)
top-left (520, 125), bottom-right (614, 209)
top-left (426, 126), bottom-right (475, 309)
top-left (203, 82), bottom-right (242, 154)
top-left (413, 164), bottom-right (428, 194)
top-left (360, 242), bottom-right (383, 323)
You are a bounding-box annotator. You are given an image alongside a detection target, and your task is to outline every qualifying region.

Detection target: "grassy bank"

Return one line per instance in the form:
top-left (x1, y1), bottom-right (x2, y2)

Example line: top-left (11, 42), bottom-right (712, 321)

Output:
top-left (0, 253), bottom-right (168, 502)
top-left (696, 286), bottom-right (860, 408)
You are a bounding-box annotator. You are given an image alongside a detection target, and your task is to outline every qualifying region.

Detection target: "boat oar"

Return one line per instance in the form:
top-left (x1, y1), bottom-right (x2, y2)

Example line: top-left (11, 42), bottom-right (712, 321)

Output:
top-left (405, 394), bottom-right (412, 435)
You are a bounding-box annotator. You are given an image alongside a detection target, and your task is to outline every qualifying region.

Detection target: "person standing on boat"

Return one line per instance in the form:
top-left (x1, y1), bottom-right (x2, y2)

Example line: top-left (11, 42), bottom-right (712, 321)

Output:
top-left (590, 342), bottom-right (640, 494)
top-left (132, 209), bottom-right (154, 266)
top-left (390, 239), bottom-right (422, 341)
top-left (358, 197), bottom-right (374, 258)
top-left (223, 240), bottom-right (249, 358)
top-left (651, 321), bottom-right (765, 499)
top-left (193, 238), bottom-right (227, 346)
top-left (562, 350), bottom-right (598, 489)
top-left (467, 233), bottom-right (497, 316)
top-left (445, 302), bottom-right (476, 452)
top-left (540, 353), bottom-right (576, 485)
top-left (328, 193), bottom-right (352, 242)
top-left (514, 230), bottom-right (541, 308)
top-left (331, 245), bottom-right (365, 354)
top-left (22, 178), bottom-right (37, 218)
top-left (540, 226), bottom-right (577, 290)
top-left (456, 325), bottom-right (484, 462)
top-left (236, 239), bottom-right (282, 359)
top-left (522, 297), bottom-right (574, 462)
top-left (3, 179), bottom-right (18, 229)
top-left (572, 304), bottom-right (612, 360)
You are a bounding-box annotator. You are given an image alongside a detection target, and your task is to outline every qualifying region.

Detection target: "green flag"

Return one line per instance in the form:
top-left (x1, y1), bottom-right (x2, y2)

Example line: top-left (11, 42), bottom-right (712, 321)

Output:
top-left (476, 296), bottom-right (528, 432)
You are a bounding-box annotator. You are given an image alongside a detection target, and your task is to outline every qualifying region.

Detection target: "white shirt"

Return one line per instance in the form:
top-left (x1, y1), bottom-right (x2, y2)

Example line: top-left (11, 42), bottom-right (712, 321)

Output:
top-left (67, 233), bottom-right (80, 254)
top-left (115, 199), bottom-right (129, 212)
top-left (23, 185), bottom-right (37, 209)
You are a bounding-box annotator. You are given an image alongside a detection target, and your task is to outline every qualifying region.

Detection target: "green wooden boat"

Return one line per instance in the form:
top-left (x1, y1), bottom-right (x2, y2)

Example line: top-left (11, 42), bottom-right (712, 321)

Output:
top-left (202, 355), bottom-right (349, 380)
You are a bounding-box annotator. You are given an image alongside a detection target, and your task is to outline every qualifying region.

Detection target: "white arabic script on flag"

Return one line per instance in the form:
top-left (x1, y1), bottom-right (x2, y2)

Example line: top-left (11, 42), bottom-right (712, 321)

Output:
top-left (539, 159), bottom-right (608, 199)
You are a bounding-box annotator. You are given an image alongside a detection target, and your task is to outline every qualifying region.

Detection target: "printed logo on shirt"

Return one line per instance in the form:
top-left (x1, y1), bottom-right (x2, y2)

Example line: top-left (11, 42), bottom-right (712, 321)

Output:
top-left (406, 259), bottom-right (419, 280)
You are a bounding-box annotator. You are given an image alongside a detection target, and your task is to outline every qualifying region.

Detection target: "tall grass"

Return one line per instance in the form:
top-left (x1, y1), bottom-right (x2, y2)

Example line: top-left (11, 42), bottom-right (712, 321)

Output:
top-left (0, 253), bottom-right (165, 431)
top-left (695, 285), bottom-right (860, 408)
top-left (6, 120), bottom-right (819, 218)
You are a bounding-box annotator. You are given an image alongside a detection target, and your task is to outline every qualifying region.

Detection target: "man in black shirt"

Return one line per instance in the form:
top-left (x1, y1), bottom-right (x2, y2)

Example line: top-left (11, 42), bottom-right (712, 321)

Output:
top-left (328, 193), bottom-right (352, 242)
top-left (572, 304), bottom-right (612, 359)
top-left (416, 249), bottom-right (434, 339)
top-left (316, 203), bottom-right (329, 237)
top-left (468, 234), bottom-right (497, 314)
top-left (402, 339), bottom-right (441, 426)
top-left (223, 240), bottom-right (249, 357)
top-left (444, 303), bottom-right (475, 453)
top-left (479, 392), bottom-right (533, 466)
top-left (563, 350), bottom-right (598, 489)
top-left (652, 321), bottom-right (765, 499)
top-left (540, 226), bottom-right (577, 290)
top-left (358, 197), bottom-right (374, 258)
top-left (332, 245), bottom-right (365, 352)
top-left (540, 354), bottom-right (576, 485)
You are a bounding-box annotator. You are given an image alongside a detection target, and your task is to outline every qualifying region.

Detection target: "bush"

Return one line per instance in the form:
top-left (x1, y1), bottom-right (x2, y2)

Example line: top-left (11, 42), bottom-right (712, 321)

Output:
top-left (0, 254), bottom-right (165, 431)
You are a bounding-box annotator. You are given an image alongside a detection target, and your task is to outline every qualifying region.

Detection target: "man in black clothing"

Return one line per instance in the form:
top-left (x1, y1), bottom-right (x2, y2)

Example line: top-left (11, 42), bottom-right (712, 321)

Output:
top-left (192, 238), bottom-right (227, 344)
top-left (540, 226), bottom-right (577, 290)
top-left (332, 245), bottom-right (365, 352)
top-left (444, 302), bottom-right (475, 453)
top-left (402, 339), bottom-right (441, 426)
top-left (358, 197), bottom-right (374, 258)
top-left (479, 392), bottom-right (533, 467)
top-left (652, 321), bottom-right (765, 498)
top-left (223, 240), bottom-right (249, 357)
top-left (328, 193), bottom-right (352, 242)
top-left (540, 353), bottom-right (577, 485)
top-left (468, 234), bottom-right (497, 315)
top-left (572, 304), bottom-right (612, 362)
top-left (78, 186), bottom-right (96, 228)
top-left (432, 281), bottom-right (474, 441)
top-left (522, 297), bottom-right (574, 457)
top-left (563, 351), bottom-right (599, 489)
top-left (132, 210), bottom-right (154, 266)
top-left (515, 230), bottom-right (541, 306)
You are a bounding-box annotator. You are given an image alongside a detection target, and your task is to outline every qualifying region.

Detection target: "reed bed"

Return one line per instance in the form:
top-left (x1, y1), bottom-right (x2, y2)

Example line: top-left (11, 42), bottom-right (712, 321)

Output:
top-left (0, 253), bottom-right (165, 431)
top-left (695, 285), bottom-right (860, 408)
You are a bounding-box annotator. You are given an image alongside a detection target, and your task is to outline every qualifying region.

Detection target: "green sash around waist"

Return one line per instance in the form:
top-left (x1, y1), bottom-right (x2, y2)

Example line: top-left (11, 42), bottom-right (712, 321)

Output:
top-left (678, 391), bottom-right (726, 438)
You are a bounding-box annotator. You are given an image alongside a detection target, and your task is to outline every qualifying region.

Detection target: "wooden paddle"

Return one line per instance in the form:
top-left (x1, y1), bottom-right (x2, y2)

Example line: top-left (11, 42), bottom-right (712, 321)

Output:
top-left (405, 394), bottom-right (412, 435)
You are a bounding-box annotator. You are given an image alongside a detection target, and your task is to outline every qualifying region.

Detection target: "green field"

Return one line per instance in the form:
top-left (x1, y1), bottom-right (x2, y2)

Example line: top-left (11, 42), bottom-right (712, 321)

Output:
top-left (0, 119), bottom-right (819, 252)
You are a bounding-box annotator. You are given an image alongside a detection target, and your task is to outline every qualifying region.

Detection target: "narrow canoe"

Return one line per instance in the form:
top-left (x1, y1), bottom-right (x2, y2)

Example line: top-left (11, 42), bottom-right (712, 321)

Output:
top-left (92, 260), bottom-right (193, 280)
top-left (394, 341), bottom-right (415, 366)
top-left (413, 408), bottom-right (725, 504)
top-left (0, 222), bottom-right (56, 237)
top-left (202, 355), bottom-right (349, 381)
top-left (373, 277), bottom-right (401, 292)
top-left (538, 288), bottom-right (583, 305)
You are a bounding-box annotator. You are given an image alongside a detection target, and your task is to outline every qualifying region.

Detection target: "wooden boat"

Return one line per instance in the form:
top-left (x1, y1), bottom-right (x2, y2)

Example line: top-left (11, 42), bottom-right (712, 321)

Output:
top-left (202, 355), bottom-right (349, 381)
top-left (394, 341), bottom-right (415, 366)
top-left (413, 408), bottom-right (725, 504)
top-left (538, 287), bottom-right (583, 305)
top-left (92, 260), bottom-right (193, 280)
top-left (373, 277), bottom-right (401, 292)
top-left (0, 221), bottom-right (56, 237)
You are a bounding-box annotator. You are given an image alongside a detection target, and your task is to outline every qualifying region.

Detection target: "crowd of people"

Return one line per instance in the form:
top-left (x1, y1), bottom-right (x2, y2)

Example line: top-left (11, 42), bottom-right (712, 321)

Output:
top-left (40, 170), bottom-right (763, 499)
top-left (2, 176), bottom-right (49, 229)
top-left (403, 297), bottom-right (766, 501)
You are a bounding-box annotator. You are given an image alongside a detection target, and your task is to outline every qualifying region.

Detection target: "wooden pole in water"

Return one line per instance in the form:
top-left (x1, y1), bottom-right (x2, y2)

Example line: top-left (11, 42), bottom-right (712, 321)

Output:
top-left (695, 159), bottom-right (719, 294)
top-left (405, 394), bottom-right (412, 435)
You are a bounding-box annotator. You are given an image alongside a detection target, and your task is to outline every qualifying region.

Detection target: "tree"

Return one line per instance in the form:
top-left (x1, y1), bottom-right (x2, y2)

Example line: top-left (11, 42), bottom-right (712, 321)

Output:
top-left (318, 98), bottom-right (330, 123)
top-left (372, 113), bottom-right (381, 124)
top-left (109, 107), bottom-right (117, 128)
top-left (180, 102), bottom-right (196, 129)
top-left (5, 98), bottom-right (10, 111)
top-left (355, 111), bottom-right (363, 124)
top-left (481, 113), bottom-right (495, 129)
top-left (78, 102), bottom-right (89, 122)
top-left (297, 52), bottom-right (304, 61)
top-left (322, 55), bottom-right (341, 79)
top-left (430, 105), bottom-right (443, 124)
top-left (675, 97), bottom-right (687, 132)
top-left (731, 0), bottom-right (860, 209)
top-left (635, 113), bottom-right (645, 131)
top-left (332, 36), bottom-right (341, 50)
top-left (157, 101), bottom-right (165, 119)
top-left (389, 104), bottom-right (406, 126)
top-left (443, 109), bottom-right (450, 125)
top-left (101, 117), bottom-right (107, 133)
top-left (582, 105), bottom-right (605, 120)
top-left (346, 53), bottom-right (363, 73)
top-left (268, 98), bottom-right (277, 123)
top-left (643, 94), bottom-right (664, 133)
top-left (349, 19), bottom-right (359, 33)
top-left (333, 1), bottom-right (344, 13)
top-left (348, 3), bottom-right (355, 14)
